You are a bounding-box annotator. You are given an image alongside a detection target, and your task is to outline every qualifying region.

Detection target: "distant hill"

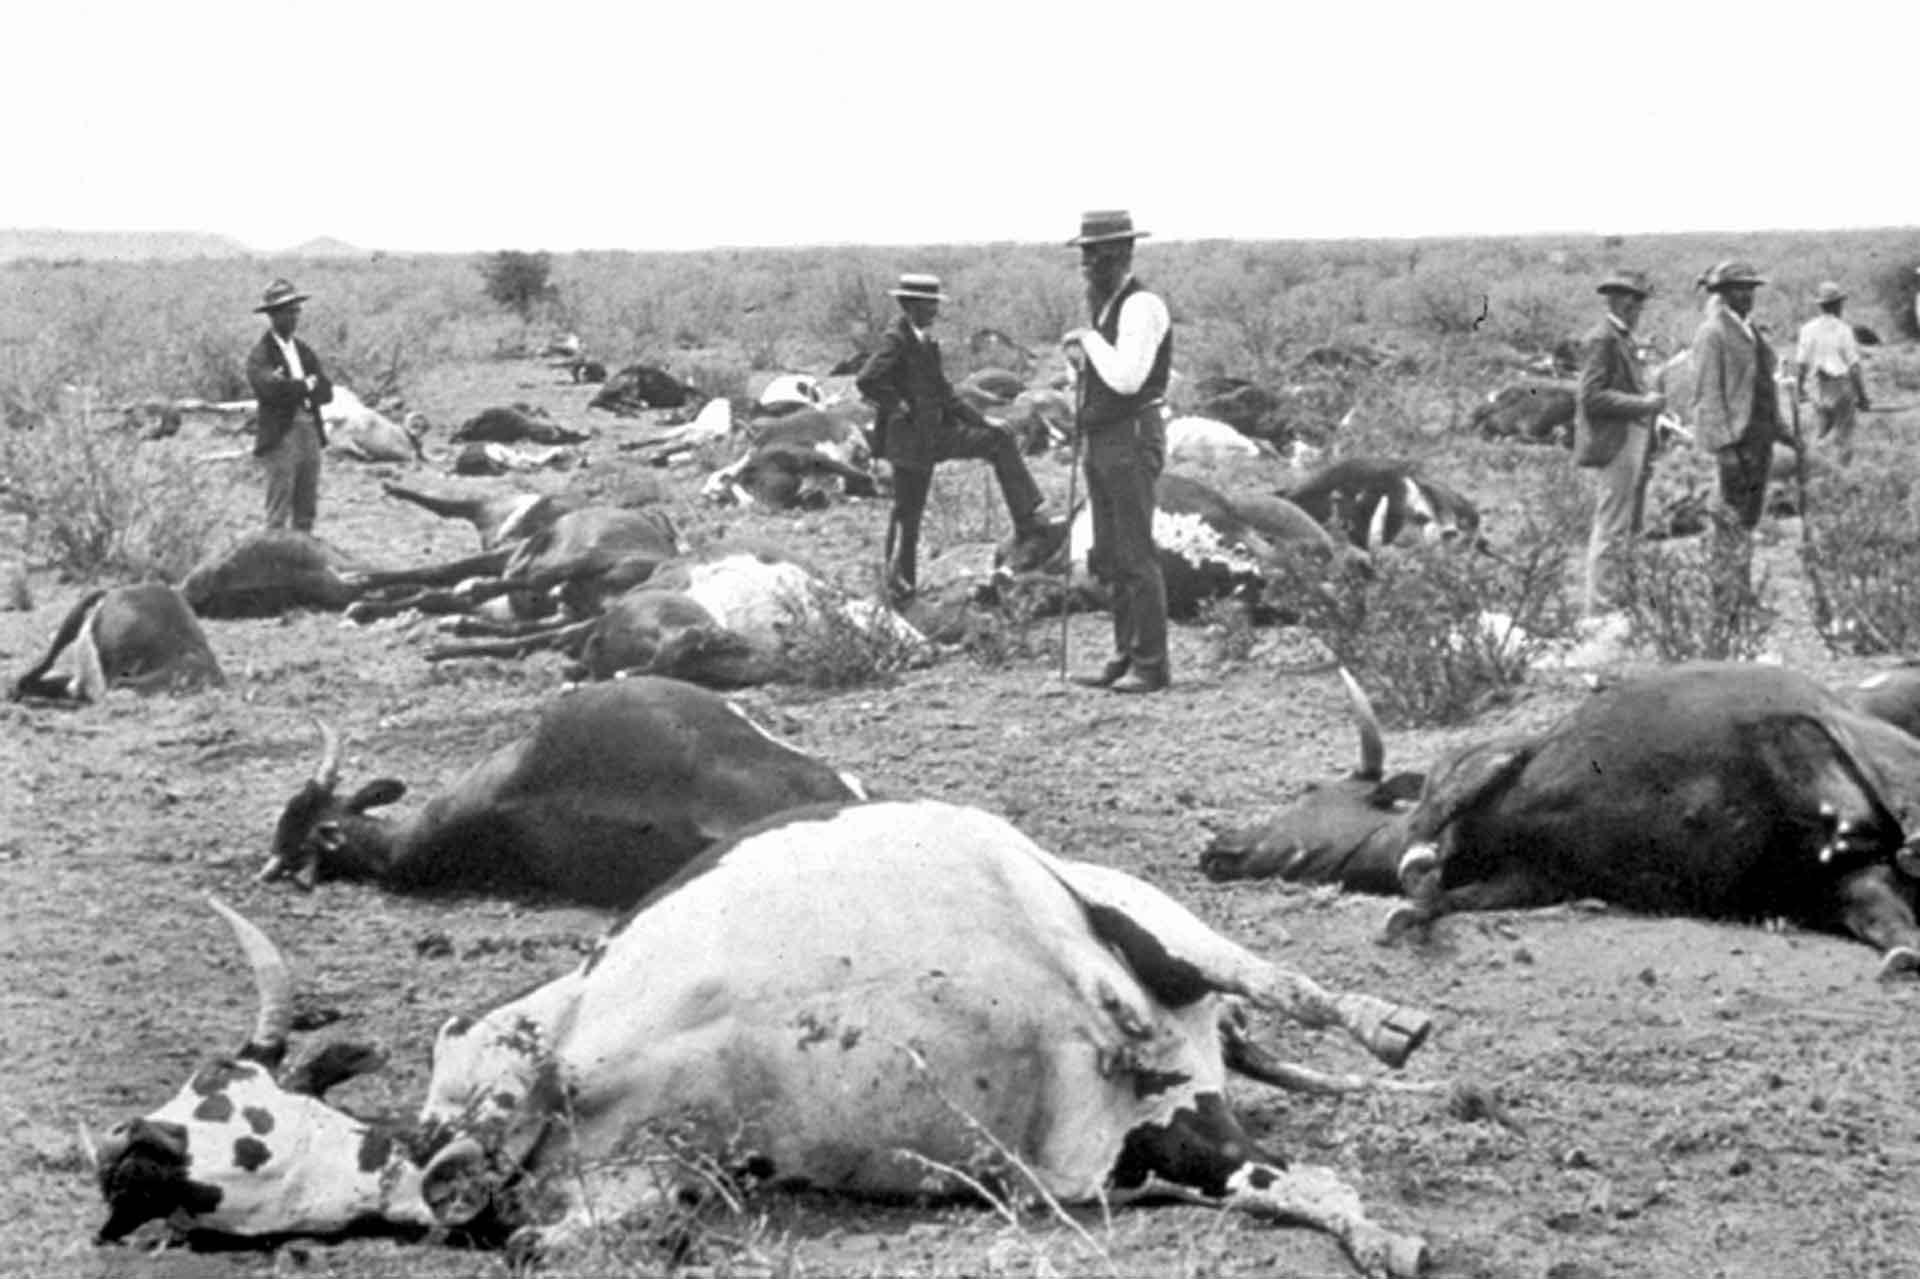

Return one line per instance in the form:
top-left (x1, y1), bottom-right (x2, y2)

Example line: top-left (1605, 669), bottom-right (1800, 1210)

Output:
top-left (287, 236), bottom-right (367, 258)
top-left (0, 228), bottom-right (253, 262)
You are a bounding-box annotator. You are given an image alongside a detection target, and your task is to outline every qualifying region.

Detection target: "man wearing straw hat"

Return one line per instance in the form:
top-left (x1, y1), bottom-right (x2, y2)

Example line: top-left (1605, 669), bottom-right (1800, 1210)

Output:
top-left (1572, 269), bottom-right (1666, 617)
top-left (244, 278), bottom-right (334, 533)
top-left (856, 272), bottom-right (1052, 606)
top-left (1061, 210), bottom-right (1172, 695)
top-left (1690, 260), bottom-right (1784, 604)
top-left (1792, 282), bottom-right (1870, 466)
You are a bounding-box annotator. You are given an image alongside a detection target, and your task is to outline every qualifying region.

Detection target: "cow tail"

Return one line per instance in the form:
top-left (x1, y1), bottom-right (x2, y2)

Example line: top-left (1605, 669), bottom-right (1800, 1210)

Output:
top-left (9, 588), bottom-right (108, 701)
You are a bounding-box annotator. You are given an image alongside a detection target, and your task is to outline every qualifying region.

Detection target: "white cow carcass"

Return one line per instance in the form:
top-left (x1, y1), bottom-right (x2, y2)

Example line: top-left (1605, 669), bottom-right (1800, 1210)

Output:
top-left (323, 386), bottom-right (423, 463)
top-left (94, 810), bottom-right (1434, 1276)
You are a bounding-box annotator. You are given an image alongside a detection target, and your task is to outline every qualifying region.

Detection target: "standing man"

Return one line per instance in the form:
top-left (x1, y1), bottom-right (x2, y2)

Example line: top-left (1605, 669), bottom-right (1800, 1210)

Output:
top-left (856, 272), bottom-right (1052, 605)
top-left (245, 278), bottom-right (333, 533)
top-left (1062, 210), bottom-right (1172, 695)
top-left (1793, 281), bottom-right (1870, 466)
top-left (1573, 270), bottom-right (1666, 617)
top-left (1689, 260), bottom-right (1783, 603)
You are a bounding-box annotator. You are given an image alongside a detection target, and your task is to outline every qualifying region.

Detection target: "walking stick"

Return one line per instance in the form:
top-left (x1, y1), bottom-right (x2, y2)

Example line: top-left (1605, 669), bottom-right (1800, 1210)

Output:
top-left (1785, 363), bottom-right (1833, 638)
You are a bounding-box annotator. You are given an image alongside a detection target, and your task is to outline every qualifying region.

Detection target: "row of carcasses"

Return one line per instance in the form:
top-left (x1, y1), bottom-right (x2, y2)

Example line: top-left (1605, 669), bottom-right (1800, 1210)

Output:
top-left (90, 674), bottom-right (1440, 1276)
top-left (89, 650), bottom-right (1920, 1275)
top-left (11, 444), bottom-right (1482, 704)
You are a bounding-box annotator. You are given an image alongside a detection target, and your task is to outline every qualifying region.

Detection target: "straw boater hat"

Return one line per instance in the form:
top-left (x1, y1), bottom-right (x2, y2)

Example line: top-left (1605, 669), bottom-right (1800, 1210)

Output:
top-left (254, 278), bottom-right (310, 313)
top-left (1068, 209), bottom-right (1150, 247)
top-left (1812, 281), bottom-right (1848, 307)
top-left (889, 273), bottom-right (949, 303)
top-left (1703, 261), bottom-right (1767, 292)
top-left (1596, 269), bottom-right (1653, 299)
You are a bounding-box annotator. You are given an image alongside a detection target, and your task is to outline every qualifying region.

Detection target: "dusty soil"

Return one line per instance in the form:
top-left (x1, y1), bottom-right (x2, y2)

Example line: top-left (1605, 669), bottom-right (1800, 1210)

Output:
top-left (7, 359), bottom-right (1920, 1279)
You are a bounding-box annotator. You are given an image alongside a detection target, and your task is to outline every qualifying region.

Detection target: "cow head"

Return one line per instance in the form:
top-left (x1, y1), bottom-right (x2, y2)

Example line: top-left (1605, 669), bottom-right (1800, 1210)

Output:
top-left (91, 900), bottom-right (433, 1243)
top-left (1199, 669), bottom-right (1425, 892)
top-left (260, 721), bottom-right (407, 889)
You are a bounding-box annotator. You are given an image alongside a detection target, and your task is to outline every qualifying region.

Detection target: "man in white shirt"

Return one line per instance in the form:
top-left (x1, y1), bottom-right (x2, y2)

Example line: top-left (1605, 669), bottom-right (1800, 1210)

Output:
top-left (244, 278), bottom-right (334, 533)
top-left (1793, 282), bottom-right (1870, 465)
top-left (1062, 210), bottom-right (1173, 695)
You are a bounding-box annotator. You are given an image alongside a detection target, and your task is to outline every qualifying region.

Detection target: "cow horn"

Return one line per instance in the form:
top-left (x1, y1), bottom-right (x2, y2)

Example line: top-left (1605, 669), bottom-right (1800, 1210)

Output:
top-left (1338, 666), bottom-right (1385, 781)
top-left (207, 897), bottom-right (293, 1060)
top-left (311, 717), bottom-right (342, 790)
top-left (76, 1118), bottom-right (101, 1176)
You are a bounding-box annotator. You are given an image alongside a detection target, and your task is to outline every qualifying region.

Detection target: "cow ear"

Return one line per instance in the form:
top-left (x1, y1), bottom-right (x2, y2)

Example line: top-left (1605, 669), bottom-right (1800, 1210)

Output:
top-left (1418, 741), bottom-right (1535, 833)
top-left (346, 779), bottom-right (406, 813)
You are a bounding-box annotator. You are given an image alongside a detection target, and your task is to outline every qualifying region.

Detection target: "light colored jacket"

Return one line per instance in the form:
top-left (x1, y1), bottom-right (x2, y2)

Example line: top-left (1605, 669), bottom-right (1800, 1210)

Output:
top-left (1688, 306), bottom-right (1779, 453)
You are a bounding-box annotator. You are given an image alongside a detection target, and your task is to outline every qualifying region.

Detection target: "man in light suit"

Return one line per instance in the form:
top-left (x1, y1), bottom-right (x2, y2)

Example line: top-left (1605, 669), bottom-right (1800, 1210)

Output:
top-left (245, 278), bottom-right (334, 533)
top-left (1573, 269), bottom-right (1666, 616)
top-left (1689, 260), bottom-right (1782, 601)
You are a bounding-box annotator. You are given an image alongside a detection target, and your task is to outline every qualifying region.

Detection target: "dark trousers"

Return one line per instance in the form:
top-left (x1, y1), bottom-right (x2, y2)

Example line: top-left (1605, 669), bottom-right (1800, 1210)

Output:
top-left (886, 421), bottom-right (1044, 591)
top-left (1710, 427), bottom-right (1773, 602)
top-left (262, 420), bottom-right (322, 533)
top-left (1084, 410), bottom-right (1168, 678)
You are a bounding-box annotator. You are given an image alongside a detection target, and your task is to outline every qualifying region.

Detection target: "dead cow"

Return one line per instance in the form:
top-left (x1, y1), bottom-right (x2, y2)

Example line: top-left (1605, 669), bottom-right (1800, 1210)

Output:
top-left (11, 583), bottom-right (224, 702)
top-left (450, 405), bottom-right (590, 446)
top-left (258, 677), bottom-right (864, 905)
top-left (589, 364), bottom-right (697, 415)
top-left (181, 532), bottom-right (364, 619)
top-left (1469, 382), bottom-right (1575, 446)
top-left (96, 806), bottom-right (1434, 1276)
top-left (1204, 664), bottom-right (1920, 978)
top-left (1282, 458), bottom-right (1480, 549)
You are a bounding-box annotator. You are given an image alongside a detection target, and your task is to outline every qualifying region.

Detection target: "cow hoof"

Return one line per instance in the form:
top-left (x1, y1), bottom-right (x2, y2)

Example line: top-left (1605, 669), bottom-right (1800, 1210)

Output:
top-left (1878, 947), bottom-right (1920, 980)
top-left (1378, 904), bottom-right (1430, 946)
top-left (1368, 1008), bottom-right (1434, 1070)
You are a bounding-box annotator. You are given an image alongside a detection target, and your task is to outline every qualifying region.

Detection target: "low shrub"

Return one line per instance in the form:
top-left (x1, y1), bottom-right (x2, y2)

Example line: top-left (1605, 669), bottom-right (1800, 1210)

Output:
top-left (0, 412), bottom-right (231, 580)
top-left (1271, 532), bottom-right (1573, 726)
top-left (1801, 466), bottom-right (1920, 654)
top-left (1618, 535), bottom-right (1774, 661)
top-left (776, 580), bottom-right (923, 689)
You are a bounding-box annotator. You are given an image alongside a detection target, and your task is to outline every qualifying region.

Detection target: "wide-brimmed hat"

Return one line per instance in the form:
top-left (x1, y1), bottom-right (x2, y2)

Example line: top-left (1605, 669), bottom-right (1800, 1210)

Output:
top-left (253, 278), bottom-right (310, 313)
top-left (889, 273), bottom-right (949, 303)
top-left (1596, 269), bottom-right (1653, 299)
top-left (1068, 209), bottom-right (1149, 247)
top-left (1703, 261), bottom-right (1767, 292)
top-left (1812, 281), bottom-right (1848, 306)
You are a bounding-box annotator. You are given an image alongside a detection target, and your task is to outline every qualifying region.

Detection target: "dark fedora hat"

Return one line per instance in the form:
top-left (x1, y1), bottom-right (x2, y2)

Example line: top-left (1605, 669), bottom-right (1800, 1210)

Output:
top-left (888, 272), bottom-right (949, 302)
top-left (1068, 209), bottom-right (1149, 247)
top-left (1596, 269), bottom-right (1654, 299)
top-left (253, 278), bottom-right (310, 313)
top-left (1703, 261), bottom-right (1767, 292)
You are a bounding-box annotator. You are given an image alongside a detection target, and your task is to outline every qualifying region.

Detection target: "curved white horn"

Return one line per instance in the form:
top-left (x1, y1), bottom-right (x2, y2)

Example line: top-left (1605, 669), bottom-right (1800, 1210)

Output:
top-left (76, 1118), bottom-right (101, 1176)
top-left (311, 717), bottom-right (342, 790)
top-left (207, 897), bottom-right (293, 1059)
top-left (1338, 666), bottom-right (1385, 781)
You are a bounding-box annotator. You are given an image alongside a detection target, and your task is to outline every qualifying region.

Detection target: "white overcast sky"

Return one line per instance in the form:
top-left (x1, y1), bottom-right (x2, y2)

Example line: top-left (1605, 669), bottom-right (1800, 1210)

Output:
top-left (5, 0), bottom-right (1914, 253)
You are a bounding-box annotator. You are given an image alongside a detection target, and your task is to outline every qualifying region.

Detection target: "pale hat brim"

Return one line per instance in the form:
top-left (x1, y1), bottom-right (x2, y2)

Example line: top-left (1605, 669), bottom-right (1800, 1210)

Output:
top-left (254, 292), bottom-right (310, 313)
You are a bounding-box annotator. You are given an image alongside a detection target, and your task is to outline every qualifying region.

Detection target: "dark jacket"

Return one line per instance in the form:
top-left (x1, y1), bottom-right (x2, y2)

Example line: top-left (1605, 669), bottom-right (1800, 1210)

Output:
top-left (855, 317), bottom-right (989, 470)
top-left (245, 331), bottom-right (334, 457)
top-left (1573, 317), bottom-right (1652, 468)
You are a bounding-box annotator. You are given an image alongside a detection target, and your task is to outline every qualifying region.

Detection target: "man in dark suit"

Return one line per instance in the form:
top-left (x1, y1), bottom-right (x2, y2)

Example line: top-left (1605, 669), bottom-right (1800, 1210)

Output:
top-left (1690, 260), bottom-right (1782, 602)
top-left (1573, 269), bottom-right (1666, 616)
top-left (856, 273), bottom-right (1050, 604)
top-left (245, 278), bottom-right (334, 533)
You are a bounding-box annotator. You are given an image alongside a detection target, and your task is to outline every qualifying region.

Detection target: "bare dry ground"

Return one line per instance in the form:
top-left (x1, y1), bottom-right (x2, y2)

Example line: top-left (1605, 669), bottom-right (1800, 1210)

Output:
top-left (7, 358), bottom-right (1920, 1279)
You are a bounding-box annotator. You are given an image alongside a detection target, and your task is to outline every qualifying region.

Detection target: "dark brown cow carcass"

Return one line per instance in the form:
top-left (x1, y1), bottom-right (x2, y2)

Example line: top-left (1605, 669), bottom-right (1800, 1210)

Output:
top-left (1204, 664), bottom-right (1920, 977)
top-left (260, 677), bottom-right (865, 905)
top-left (10, 583), bottom-right (225, 702)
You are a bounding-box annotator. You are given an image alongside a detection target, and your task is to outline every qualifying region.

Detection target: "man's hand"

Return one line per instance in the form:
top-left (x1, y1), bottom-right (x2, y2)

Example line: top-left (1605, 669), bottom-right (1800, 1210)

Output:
top-left (1642, 391), bottom-right (1667, 415)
